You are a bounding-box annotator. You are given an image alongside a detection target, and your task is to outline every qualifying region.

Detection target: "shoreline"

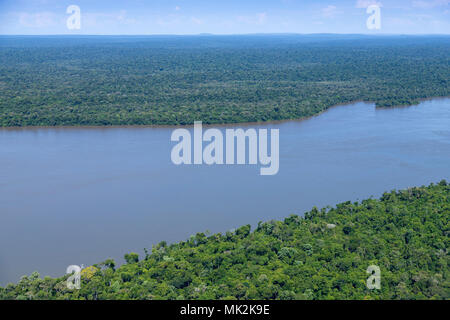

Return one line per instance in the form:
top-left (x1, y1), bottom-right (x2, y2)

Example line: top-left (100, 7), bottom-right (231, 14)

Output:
top-left (1, 96), bottom-right (449, 131)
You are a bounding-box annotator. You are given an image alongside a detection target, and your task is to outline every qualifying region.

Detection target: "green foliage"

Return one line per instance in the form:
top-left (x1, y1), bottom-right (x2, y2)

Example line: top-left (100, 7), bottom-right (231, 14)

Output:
top-left (1, 181), bottom-right (448, 300)
top-left (124, 253), bottom-right (139, 264)
top-left (0, 35), bottom-right (449, 127)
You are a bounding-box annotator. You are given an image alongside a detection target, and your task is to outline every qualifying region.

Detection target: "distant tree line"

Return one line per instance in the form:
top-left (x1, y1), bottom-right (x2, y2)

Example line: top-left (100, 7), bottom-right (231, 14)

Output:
top-left (0, 35), bottom-right (449, 127)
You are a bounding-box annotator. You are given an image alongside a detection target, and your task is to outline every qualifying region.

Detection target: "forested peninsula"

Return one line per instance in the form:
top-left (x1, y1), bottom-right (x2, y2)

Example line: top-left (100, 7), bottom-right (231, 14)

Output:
top-left (1, 181), bottom-right (448, 300)
top-left (0, 35), bottom-right (449, 127)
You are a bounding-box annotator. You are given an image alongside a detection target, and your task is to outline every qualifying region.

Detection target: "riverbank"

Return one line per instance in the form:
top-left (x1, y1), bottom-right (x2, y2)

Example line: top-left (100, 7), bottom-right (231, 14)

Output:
top-left (1, 181), bottom-right (448, 300)
top-left (2, 95), bottom-right (449, 130)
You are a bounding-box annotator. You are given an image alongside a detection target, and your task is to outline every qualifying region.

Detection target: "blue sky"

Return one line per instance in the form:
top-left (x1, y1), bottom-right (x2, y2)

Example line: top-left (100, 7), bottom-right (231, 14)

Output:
top-left (0, 0), bottom-right (449, 35)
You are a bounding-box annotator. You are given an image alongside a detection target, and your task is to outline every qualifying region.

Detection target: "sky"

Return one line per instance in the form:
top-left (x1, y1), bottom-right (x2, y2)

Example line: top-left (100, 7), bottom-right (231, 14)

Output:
top-left (0, 0), bottom-right (449, 35)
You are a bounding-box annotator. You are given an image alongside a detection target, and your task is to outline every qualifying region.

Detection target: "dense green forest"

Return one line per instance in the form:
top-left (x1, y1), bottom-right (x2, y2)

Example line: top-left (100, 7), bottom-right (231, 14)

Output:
top-left (0, 35), bottom-right (449, 126)
top-left (1, 181), bottom-right (448, 300)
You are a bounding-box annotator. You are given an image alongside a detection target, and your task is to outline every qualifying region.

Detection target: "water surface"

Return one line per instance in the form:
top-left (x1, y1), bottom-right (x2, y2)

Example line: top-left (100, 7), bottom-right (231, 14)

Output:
top-left (1, 98), bottom-right (449, 285)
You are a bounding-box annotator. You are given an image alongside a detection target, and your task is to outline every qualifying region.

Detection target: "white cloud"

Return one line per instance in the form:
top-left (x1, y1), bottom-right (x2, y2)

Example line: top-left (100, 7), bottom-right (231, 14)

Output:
top-left (257, 12), bottom-right (267, 24)
top-left (355, 0), bottom-right (383, 8)
top-left (412, 0), bottom-right (450, 8)
top-left (321, 5), bottom-right (339, 18)
top-left (387, 17), bottom-right (415, 26)
top-left (83, 10), bottom-right (137, 28)
top-left (175, 6), bottom-right (181, 11)
top-left (156, 14), bottom-right (182, 27)
top-left (18, 11), bottom-right (57, 28)
top-left (155, 15), bottom-right (203, 27)
top-left (190, 17), bottom-right (203, 25)
top-left (237, 12), bottom-right (267, 25)
top-left (117, 10), bottom-right (136, 24)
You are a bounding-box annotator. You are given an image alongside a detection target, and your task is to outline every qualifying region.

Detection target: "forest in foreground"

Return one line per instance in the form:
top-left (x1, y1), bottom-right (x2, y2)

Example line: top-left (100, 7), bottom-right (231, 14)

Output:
top-left (0, 35), bottom-right (449, 127)
top-left (1, 181), bottom-right (448, 300)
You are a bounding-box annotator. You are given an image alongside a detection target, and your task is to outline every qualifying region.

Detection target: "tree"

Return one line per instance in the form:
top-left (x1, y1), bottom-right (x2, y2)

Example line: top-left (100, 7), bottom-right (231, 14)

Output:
top-left (124, 253), bottom-right (139, 264)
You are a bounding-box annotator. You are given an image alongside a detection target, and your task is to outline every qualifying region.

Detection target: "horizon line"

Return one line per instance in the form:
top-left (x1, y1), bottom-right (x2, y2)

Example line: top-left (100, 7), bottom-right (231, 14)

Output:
top-left (1, 32), bottom-right (450, 37)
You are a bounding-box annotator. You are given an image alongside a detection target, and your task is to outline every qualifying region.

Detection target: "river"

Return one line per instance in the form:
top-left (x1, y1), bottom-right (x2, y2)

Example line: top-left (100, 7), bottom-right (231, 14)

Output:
top-left (0, 98), bottom-right (449, 285)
